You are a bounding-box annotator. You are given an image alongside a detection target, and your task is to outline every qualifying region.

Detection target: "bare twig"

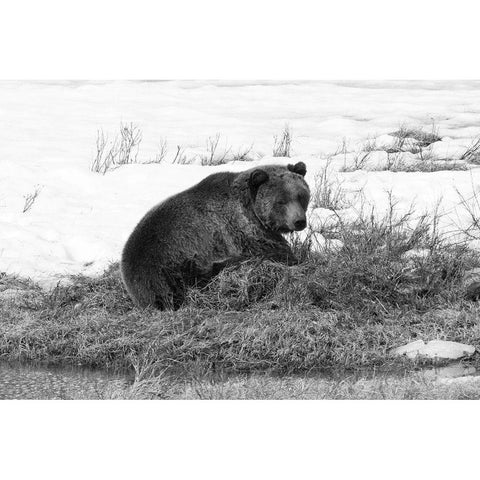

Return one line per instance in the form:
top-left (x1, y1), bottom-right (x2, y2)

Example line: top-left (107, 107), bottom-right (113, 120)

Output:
top-left (91, 123), bottom-right (142, 174)
top-left (460, 136), bottom-right (480, 164)
top-left (23, 186), bottom-right (41, 213)
top-left (202, 133), bottom-right (232, 166)
top-left (146, 137), bottom-right (168, 164)
top-left (172, 145), bottom-right (188, 164)
top-left (273, 124), bottom-right (292, 157)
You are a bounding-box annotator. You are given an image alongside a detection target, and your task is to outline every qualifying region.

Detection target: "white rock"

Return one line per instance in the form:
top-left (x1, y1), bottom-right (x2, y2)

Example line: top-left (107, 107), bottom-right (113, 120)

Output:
top-left (420, 340), bottom-right (475, 360)
top-left (392, 340), bottom-right (475, 360)
top-left (391, 340), bottom-right (426, 358)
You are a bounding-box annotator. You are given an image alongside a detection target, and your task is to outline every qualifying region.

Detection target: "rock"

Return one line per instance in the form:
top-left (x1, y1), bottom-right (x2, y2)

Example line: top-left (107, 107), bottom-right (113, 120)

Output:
top-left (420, 340), bottom-right (475, 360)
top-left (392, 340), bottom-right (475, 360)
top-left (391, 340), bottom-right (426, 359)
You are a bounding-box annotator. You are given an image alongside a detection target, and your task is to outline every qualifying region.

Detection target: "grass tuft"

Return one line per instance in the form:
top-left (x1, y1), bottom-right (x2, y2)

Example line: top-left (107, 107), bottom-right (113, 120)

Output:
top-left (311, 159), bottom-right (350, 209)
top-left (201, 133), bottom-right (232, 166)
top-left (389, 123), bottom-right (442, 153)
top-left (91, 123), bottom-right (142, 174)
top-left (460, 136), bottom-right (480, 164)
top-left (273, 124), bottom-right (292, 157)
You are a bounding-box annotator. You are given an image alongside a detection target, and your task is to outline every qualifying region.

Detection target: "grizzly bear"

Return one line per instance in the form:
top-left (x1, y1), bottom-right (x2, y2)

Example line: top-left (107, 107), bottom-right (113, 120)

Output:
top-left (120, 161), bottom-right (310, 309)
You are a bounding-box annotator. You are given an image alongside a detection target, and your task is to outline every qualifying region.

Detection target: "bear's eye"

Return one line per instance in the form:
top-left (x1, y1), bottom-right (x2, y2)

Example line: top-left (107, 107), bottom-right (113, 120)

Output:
top-left (297, 194), bottom-right (309, 209)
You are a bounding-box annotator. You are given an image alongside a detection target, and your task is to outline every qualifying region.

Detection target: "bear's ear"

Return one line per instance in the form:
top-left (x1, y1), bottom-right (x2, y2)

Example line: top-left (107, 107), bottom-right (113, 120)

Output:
top-left (249, 169), bottom-right (269, 196)
top-left (288, 162), bottom-right (307, 177)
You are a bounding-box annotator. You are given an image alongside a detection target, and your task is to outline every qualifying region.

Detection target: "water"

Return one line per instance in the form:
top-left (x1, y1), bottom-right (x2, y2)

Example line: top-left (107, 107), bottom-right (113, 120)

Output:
top-left (421, 362), bottom-right (478, 380)
top-left (0, 360), bottom-right (477, 400)
top-left (0, 362), bottom-right (130, 400)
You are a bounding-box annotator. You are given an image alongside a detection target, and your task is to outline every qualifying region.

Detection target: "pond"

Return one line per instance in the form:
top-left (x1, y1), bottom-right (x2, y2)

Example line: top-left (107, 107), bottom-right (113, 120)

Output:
top-left (0, 360), bottom-right (478, 400)
top-left (0, 362), bottom-right (131, 400)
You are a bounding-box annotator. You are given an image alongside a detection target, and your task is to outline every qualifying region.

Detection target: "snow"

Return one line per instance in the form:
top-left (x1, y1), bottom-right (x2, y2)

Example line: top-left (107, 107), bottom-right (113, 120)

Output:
top-left (1, 80), bottom-right (480, 287)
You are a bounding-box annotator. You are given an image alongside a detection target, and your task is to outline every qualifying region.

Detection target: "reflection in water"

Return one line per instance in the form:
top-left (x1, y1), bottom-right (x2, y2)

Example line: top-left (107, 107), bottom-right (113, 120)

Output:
top-left (422, 362), bottom-right (477, 380)
top-left (0, 362), bottom-right (130, 400)
top-left (0, 360), bottom-right (478, 400)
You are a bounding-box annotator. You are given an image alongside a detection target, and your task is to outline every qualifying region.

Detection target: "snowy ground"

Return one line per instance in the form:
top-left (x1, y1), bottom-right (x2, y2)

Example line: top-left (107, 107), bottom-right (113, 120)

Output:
top-left (1, 80), bottom-right (480, 286)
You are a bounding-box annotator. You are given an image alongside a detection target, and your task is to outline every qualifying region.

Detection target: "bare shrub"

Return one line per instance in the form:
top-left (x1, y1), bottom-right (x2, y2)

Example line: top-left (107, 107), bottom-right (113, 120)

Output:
top-left (322, 192), bottom-right (444, 257)
top-left (366, 148), bottom-right (466, 173)
top-left (91, 130), bottom-right (111, 174)
top-left (334, 137), bottom-right (350, 169)
top-left (460, 136), bottom-right (480, 164)
top-left (388, 122), bottom-right (441, 154)
top-left (455, 184), bottom-right (480, 241)
top-left (335, 137), bottom-right (349, 157)
top-left (312, 159), bottom-right (349, 210)
top-left (22, 186), bottom-right (41, 213)
top-left (416, 143), bottom-right (435, 162)
top-left (201, 133), bottom-right (232, 166)
top-left (118, 122), bottom-right (142, 164)
top-left (91, 123), bottom-right (142, 174)
top-left (340, 151), bottom-right (372, 172)
top-left (273, 124), bottom-right (292, 157)
top-left (339, 137), bottom-right (381, 172)
top-left (362, 137), bottom-right (378, 153)
top-left (172, 145), bottom-right (188, 164)
top-left (232, 143), bottom-right (255, 162)
top-left (187, 193), bottom-right (470, 316)
top-left (146, 138), bottom-right (168, 164)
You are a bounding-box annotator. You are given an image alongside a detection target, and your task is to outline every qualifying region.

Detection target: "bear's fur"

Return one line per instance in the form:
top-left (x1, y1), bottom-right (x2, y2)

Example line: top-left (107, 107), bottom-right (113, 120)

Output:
top-left (120, 162), bottom-right (310, 309)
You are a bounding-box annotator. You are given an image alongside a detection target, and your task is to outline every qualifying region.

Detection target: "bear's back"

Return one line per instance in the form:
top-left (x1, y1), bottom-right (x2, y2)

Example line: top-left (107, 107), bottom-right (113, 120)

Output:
top-left (121, 171), bottom-right (239, 268)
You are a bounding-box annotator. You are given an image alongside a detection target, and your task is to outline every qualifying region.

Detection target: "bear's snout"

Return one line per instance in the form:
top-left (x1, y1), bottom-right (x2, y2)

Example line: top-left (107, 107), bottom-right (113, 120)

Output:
top-left (294, 219), bottom-right (307, 231)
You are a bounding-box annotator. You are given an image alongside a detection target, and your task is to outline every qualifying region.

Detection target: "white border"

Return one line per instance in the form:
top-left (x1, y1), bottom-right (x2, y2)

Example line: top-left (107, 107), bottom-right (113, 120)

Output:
top-left (1, 401), bottom-right (479, 479)
top-left (2, 0), bottom-right (480, 79)
top-left (1, 0), bottom-right (479, 478)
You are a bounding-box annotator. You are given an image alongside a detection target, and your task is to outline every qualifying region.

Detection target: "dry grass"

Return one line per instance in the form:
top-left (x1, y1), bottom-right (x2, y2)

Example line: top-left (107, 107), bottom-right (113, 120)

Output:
top-left (378, 153), bottom-right (467, 172)
top-left (389, 123), bottom-right (442, 153)
top-left (172, 145), bottom-right (188, 164)
top-left (4, 165), bottom-right (480, 398)
top-left (232, 143), bottom-right (255, 162)
top-left (273, 124), bottom-right (292, 157)
top-left (146, 137), bottom-right (168, 164)
top-left (311, 159), bottom-right (350, 209)
top-left (201, 133), bottom-right (232, 166)
top-left (461, 136), bottom-right (480, 164)
top-left (1, 203), bottom-right (477, 370)
top-left (101, 370), bottom-right (480, 400)
top-left (22, 186), bottom-right (42, 213)
top-left (91, 123), bottom-right (142, 174)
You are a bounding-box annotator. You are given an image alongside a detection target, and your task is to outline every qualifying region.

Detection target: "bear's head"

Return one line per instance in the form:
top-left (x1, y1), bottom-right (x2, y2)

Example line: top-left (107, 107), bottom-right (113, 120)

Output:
top-left (248, 162), bottom-right (310, 233)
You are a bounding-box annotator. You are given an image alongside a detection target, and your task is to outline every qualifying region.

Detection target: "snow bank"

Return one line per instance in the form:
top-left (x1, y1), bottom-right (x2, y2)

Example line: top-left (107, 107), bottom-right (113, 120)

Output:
top-left (1, 80), bottom-right (480, 286)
